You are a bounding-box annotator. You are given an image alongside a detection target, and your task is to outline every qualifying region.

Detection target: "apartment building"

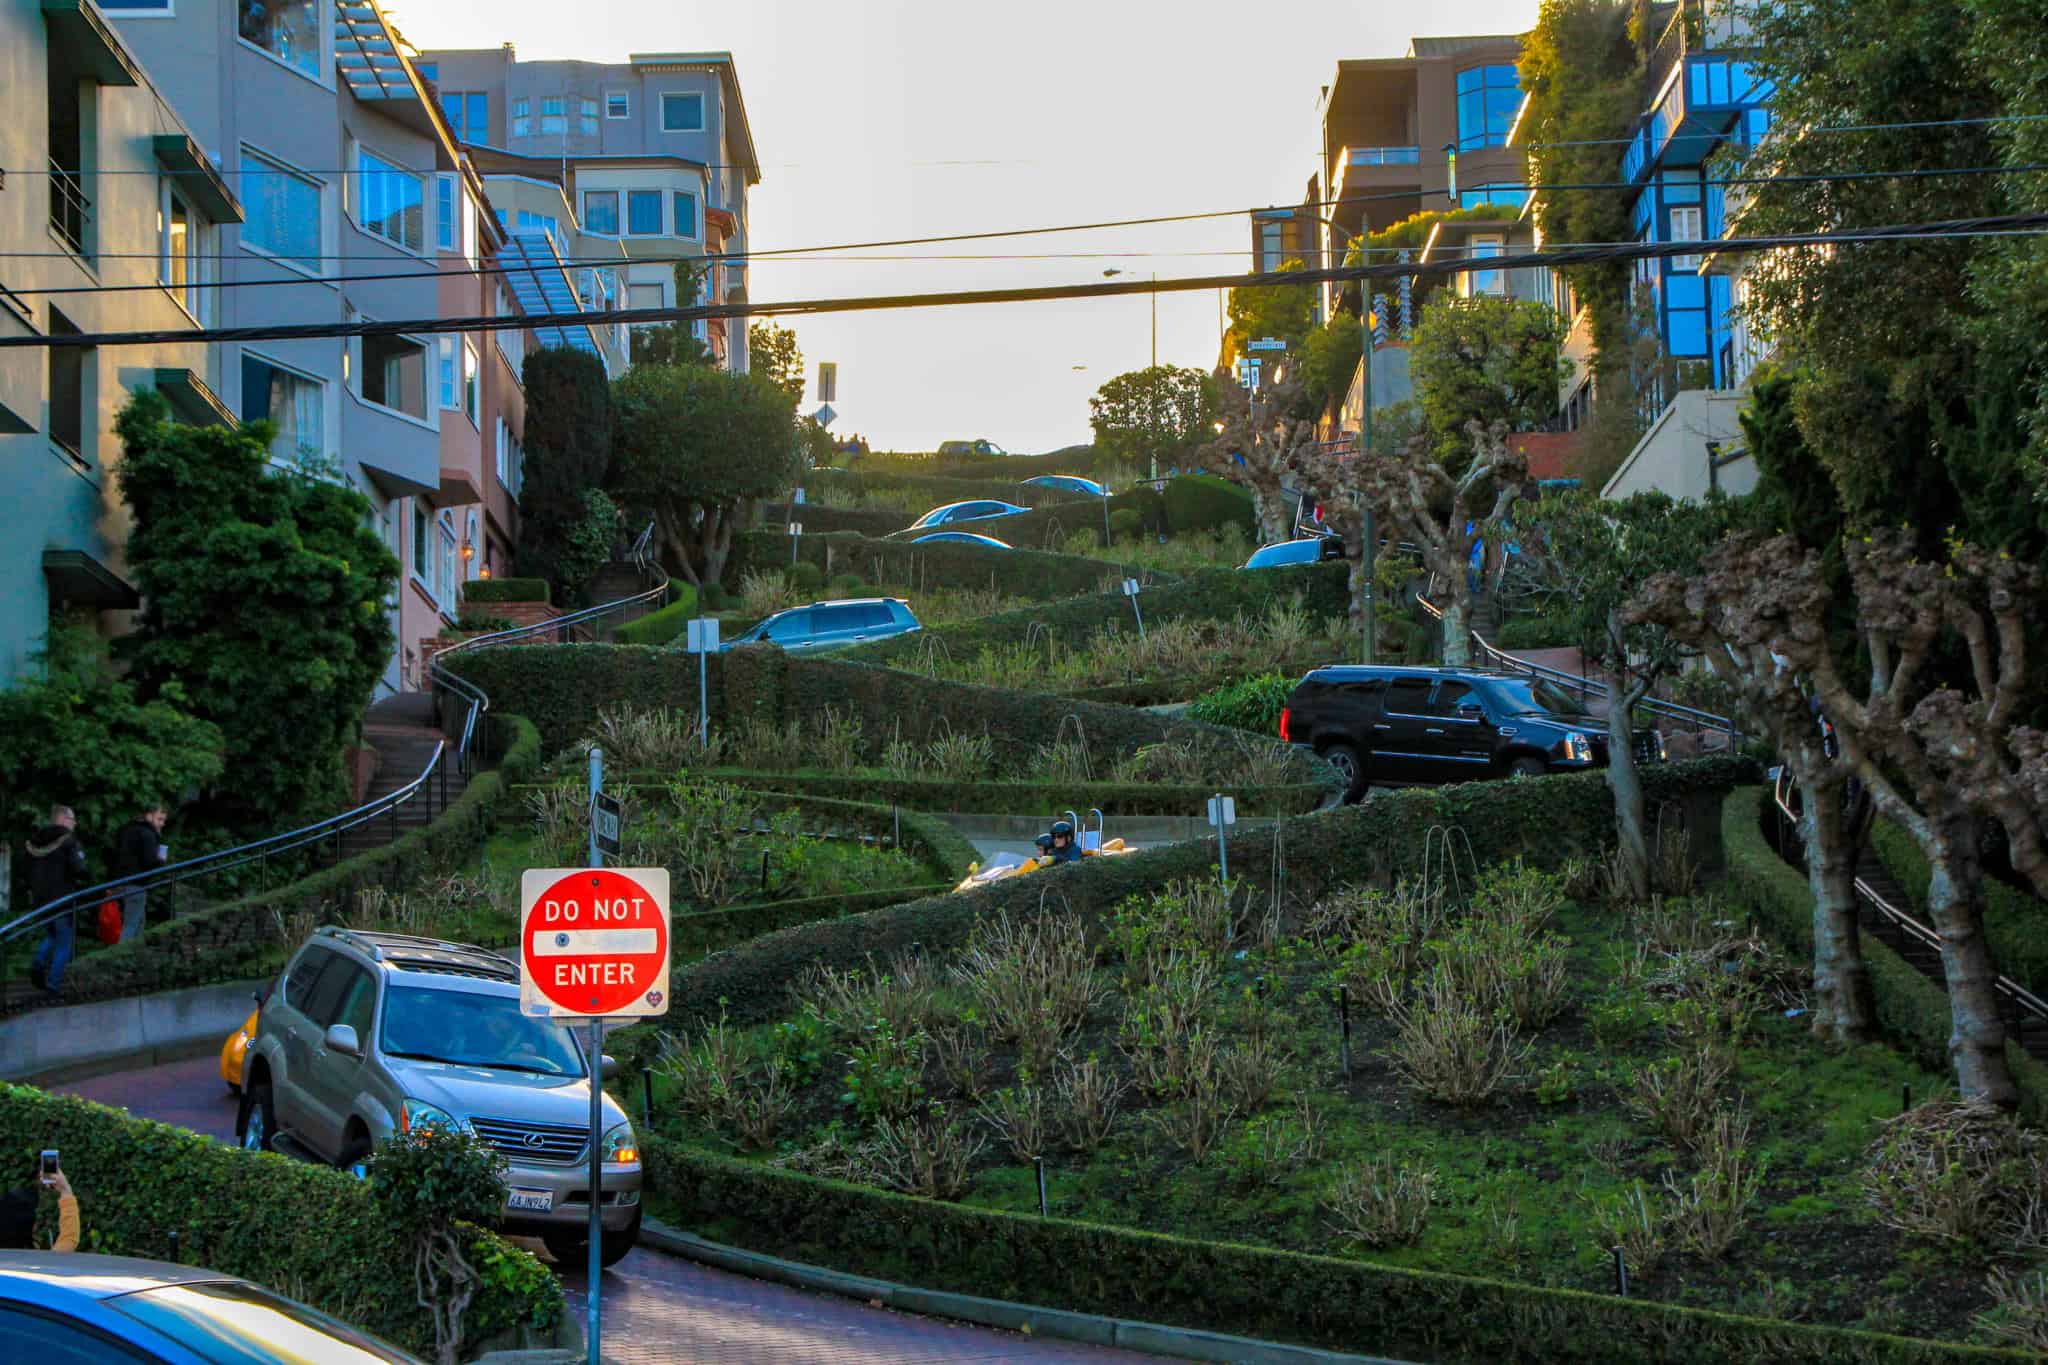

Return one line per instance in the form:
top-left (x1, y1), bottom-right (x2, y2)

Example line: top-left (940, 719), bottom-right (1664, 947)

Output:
top-left (0, 0), bottom-right (240, 683)
top-left (414, 45), bottom-right (760, 372)
top-left (100, 0), bottom-right (548, 694)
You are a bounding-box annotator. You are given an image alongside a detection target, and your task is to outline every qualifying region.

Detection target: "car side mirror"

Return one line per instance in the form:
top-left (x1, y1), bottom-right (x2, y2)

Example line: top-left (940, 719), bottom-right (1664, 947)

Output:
top-left (601, 1055), bottom-right (620, 1081)
top-left (325, 1023), bottom-right (361, 1058)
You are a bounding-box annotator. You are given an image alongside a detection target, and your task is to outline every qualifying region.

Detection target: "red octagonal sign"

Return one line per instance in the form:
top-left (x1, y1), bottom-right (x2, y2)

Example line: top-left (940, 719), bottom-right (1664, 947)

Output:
top-left (519, 867), bottom-right (671, 1019)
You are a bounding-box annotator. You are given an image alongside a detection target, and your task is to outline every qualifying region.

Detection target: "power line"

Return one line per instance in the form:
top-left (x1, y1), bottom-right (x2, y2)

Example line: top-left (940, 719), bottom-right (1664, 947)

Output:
top-left (7, 212), bottom-right (2045, 352)
top-left (1525, 111), bottom-right (2048, 150)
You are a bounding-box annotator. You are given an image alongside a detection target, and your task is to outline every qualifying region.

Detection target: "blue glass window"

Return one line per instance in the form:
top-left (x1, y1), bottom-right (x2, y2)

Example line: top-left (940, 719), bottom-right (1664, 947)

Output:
top-left (240, 151), bottom-right (322, 269)
top-left (414, 61), bottom-right (438, 83)
top-left (435, 175), bottom-right (454, 251)
top-left (1455, 65), bottom-right (1521, 151)
top-left (662, 93), bottom-right (704, 132)
top-left (673, 191), bottom-right (697, 238)
top-left (1458, 183), bottom-right (1528, 210)
top-left (627, 190), bottom-right (663, 236)
top-left (583, 190), bottom-right (619, 235)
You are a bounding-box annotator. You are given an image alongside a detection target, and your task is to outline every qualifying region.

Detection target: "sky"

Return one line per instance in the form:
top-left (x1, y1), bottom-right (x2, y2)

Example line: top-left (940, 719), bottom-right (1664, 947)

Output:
top-left (400, 0), bottom-right (1540, 454)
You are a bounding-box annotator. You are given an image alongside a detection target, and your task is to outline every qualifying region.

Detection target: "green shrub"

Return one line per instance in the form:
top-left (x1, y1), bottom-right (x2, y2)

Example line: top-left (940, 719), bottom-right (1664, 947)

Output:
top-left (668, 770), bottom-right (1328, 818)
top-left (1494, 613), bottom-right (1575, 651)
top-left (369, 1124), bottom-right (512, 1363)
top-left (463, 577), bottom-right (551, 604)
top-left (789, 561), bottom-right (826, 593)
top-left (702, 582), bottom-right (731, 610)
top-left (1188, 673), bottom-right (1295, 734)
top-left (728, 530), bottom-right (1134, 603)
top-left (1109, 508), bottom-right (1144, 539)
top-left (0, 1084), bottom-right (561, 1356)
top-left (612, 581), bottom-right (701, 646)
top-left (829, 572), bottom-right (865, 593)
top-left (1161, 474), bottom-right (1256, 535)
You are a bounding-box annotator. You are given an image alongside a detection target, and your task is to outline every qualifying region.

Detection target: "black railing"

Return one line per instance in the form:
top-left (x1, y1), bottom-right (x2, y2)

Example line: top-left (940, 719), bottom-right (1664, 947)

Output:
top-left (48, 159), bottom-right (89, 257)
top-left (2, 541), bottom-right (668, 997)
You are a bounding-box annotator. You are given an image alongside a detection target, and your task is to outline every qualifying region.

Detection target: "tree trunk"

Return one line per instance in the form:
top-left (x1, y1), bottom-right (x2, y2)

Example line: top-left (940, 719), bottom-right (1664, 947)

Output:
top-left (700, 503), bottom-right (735, 586)
top-left (1606, 675), bottom-right (1651, 903)
top-left (1800, 774), bottom-right (1877, 1045)
top-left (1926, 818), bottom-right (2017, 1108)
top-left (1249, 485), bottom-right (1292, 545)
top-left (1440, 599), bottom-right (1471, 667)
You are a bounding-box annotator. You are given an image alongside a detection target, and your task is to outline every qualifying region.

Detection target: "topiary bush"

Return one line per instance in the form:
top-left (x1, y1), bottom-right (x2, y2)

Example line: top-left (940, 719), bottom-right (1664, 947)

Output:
top-left (1109, 507), bottom-right (1144, 540)
top-left (728, 530), bottom-right (1133, 602)
top-left (702, 581), bottom-right (731, 611)
top-left (1187, 673), bottom-right (1296, 734)
top-left (1161, 474), bottom-right (1256, 535)
top-left (829, 572), bottom-right (865, 594)
top-left (788, 561), bottom-right (826, 593)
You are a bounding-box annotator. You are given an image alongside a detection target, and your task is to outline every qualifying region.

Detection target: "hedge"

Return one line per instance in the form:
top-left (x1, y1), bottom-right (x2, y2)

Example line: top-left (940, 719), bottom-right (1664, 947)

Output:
top-left (1720, 786), bottom-right (2048, 1124)
top-left (1161, 473), bottom-right (1256, 536)
top-left (650, 757), bottom-right (1750, 1033)
top-left (613, 580), bottom-right (700, 646)
top-left (759, 504), bottom-right (910, 539)
top-left (1865, 817), bottom-right (2048, 999)
top-left (842, 563), bottom-right (1351, 668)
top-left (462, 577), bottom-right (551, 604)
top-left (0, 1084), bottom-right (563, 1356)
top-left (56, 714), bottom-right (543, 1005)
top-left (640, 1139), bottom-right (2019, 1365)
top-left (800, 466), bottom-right (1095, 510)
top-left (725, 531), bottom-right (1145, 603)
top-left (651, 769), bottom-right (1332, 818)
top-left (869, 477), bottom-right (1250, 551)
top-left (847, 445), bottom-right (1112, 481)
top-left (669, 885), bottom-right (952, 964)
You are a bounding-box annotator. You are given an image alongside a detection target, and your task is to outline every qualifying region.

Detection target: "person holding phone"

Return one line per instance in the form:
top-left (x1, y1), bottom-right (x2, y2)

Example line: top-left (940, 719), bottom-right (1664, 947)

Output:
top-left (0, 1152), bottom-right (80, 1252)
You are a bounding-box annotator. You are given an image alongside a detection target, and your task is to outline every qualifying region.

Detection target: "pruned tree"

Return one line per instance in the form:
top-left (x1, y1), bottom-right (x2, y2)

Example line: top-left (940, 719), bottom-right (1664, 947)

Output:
top-left (1523, 490), bottom-right (1739, 903)
top-left (1087, 364), bottom-right (1220, 479)
top-left (1284, 422), bottom-right (1528, 664)
top-left (1623, 536), bottom-right (1877, 1045)
top-left (1189, 369), bottom-right (1319, 545)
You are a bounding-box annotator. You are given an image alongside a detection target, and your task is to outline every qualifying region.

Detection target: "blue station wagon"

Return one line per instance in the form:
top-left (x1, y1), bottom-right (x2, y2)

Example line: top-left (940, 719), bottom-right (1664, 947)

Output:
top-left (725, 598), bottom-right (921, 653)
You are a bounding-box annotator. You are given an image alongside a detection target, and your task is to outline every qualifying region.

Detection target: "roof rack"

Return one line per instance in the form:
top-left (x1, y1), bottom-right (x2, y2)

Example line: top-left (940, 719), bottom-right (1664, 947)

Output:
top-left (313, 926), bottom-right (518, 981)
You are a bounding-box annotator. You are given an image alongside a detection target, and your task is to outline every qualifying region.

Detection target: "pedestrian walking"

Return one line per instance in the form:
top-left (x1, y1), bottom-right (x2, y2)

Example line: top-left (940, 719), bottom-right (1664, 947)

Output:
top-left (26, 805), bottom-right (88, 996)
top-left (112, 803), bottom-right (168, 943)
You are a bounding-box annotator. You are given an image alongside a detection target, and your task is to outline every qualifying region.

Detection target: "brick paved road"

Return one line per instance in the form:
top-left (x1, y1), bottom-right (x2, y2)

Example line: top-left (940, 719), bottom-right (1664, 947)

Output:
top-left (51, 1059), bottom-right (1157, 1364)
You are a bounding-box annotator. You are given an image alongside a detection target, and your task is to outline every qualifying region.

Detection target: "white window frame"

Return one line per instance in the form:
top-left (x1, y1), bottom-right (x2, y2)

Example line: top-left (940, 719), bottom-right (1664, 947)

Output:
top-left (435, 174), bottom-right (455, 252)
top-left (625, 188), bottom-right (664, 238)
top-left (539, 95), bottom-right (566, 135)
top-left (1669, 205), bottom-right (1704, 272)
top-left (237, 145), bottom-right (328, 279)
top-left (410, 497), bottom-right (434, 596)
top-left (1468, 234), bottom-right (1507, 297)
top-left (352, 321), bottom-right (437, 429)
top-left (511, 96), bottom-right (531, 138)
top-left (495, 284), bottom-right (525, 370)
top-left (463, 340), bottom-right (480, 426)
top-left (605, 90), bottom-right (630, 119)
top-left (436, 512), bottom-right (458, 614)
top-left (235, 0), bottom-right (328, 89)
top-left (495, 417), bottom-right (509, 486)
top-left (661, 92), bottom-right (704, 132)
top-left (436, 335), bottom-right (459, 410)
top-left (580, 97), bottom-right (600, 136)
top-left (157, 178), bottom-right (208, 322)
top-left (582, 189), bottom-right (621, 237)
top-left (351, 142), bottom-right (426, 255)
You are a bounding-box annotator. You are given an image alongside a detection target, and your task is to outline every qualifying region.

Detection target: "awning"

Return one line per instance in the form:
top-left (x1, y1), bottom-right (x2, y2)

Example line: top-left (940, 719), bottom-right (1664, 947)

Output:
top-left (40, 0), bottom-right (140, 87)
top-left (153, 368), bottom-right (236, 428)
top-left (436, 466), bottom-right (482, 508)
top-left (334, 0), bottom-right (414, 103)
top-left (499, 229), bottom-right (606, 362)
top-left (153, 135), bottom-right (242, 224)
top-left (42, 550), bottom-right (139, 611)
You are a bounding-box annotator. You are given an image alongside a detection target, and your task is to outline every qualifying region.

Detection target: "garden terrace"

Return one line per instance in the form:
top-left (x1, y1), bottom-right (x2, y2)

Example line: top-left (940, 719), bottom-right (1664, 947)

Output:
top-left (725, 530), bottom-right (1153, 603)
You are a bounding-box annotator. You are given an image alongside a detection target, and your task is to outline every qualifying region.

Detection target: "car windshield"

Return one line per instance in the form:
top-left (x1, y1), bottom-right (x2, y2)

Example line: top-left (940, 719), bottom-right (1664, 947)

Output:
top-left (108, 1280), bottom-right (419, 1364)
top-left (381, 985), bottom-right (585, 1076)
top-left (1486, 677), bottom-right (1593, 719)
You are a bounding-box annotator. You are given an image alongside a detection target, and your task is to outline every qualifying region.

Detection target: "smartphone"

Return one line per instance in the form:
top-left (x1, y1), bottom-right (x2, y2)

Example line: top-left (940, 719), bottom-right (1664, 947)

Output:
top-left (39, 1150), bottom-right (58, 1179)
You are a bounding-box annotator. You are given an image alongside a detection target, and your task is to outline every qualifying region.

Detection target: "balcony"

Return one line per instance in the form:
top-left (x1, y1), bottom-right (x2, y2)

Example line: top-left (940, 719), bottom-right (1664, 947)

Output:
top-left (1621, 55), bottom-right (1772, 184)
top-left (1345, 144), bottom-right (1419, 167)
top-left (48, 159), bottom-right (90, 258)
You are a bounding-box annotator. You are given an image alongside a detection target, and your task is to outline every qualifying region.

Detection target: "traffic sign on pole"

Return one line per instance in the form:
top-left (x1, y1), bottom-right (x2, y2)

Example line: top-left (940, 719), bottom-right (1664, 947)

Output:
top-left (519, 867), bottom-right (672, 1019)
top-left (590, 793), bottom-right (623, 858)
top-left (813, 403), bottom-right (837, 427)
top-left (1248, 337), bottom-right (1288, 353)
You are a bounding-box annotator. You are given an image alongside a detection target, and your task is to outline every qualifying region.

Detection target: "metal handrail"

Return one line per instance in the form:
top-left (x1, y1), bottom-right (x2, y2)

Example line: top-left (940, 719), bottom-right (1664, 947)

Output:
top-left (1769, 770), bottom-right (2048, 1028)
top-left (48, 158), bottom-right (89, 256)
top-left (4, 564), bottom-right (669, 975)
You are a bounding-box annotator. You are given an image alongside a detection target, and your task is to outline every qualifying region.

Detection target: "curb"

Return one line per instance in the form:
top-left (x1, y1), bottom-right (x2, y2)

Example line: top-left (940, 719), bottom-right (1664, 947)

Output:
top-left (640, 1218), bottom-right (1415, 1365)
top-left (0, 977), bottom-right (265, 1083)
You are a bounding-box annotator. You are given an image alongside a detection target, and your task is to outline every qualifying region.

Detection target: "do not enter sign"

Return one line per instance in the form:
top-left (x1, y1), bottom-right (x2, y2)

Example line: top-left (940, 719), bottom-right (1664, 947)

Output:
top-left (518, 867), bottom-right (671, 1019)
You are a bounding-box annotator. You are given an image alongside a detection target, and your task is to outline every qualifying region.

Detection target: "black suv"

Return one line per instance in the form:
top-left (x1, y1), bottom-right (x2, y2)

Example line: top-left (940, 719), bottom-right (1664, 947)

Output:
top-left (1279, 665), bottom-right (1653, 800)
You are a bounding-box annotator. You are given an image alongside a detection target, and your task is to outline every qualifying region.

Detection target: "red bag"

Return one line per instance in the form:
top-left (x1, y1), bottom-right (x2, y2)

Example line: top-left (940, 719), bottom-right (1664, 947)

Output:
top-left (97, 899), bottom-right (122, 946)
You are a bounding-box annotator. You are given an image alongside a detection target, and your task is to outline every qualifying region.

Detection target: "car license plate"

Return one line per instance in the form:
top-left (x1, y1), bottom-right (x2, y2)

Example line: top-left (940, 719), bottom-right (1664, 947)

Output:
top-left (507, 1188), bottom-right (553, 1213)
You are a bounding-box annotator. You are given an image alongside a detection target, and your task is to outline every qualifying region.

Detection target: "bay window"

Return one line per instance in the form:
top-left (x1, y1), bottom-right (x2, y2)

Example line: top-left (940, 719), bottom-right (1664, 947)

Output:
top-left (583, 190), bottom-right (619, 235)
top-left (240, 354), bottom-right (324, 464)
top-left (355, 145), bottom-right (424, 252)
top-left (239, 149), bottom-right (323, 272)
top-left (626, 190), bottom-right (662, 236)
top-left (361, 333), bottom-right (429, 421)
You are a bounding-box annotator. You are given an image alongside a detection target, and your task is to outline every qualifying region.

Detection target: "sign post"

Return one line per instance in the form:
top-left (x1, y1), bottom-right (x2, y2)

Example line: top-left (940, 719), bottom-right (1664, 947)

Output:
top-left (1207, 794), bottom-right (1237, 882)
top-left (685, 618), bottom-right (720, 742)
top-left (1121, 577), bottom-right (1145, 640)
top-left (818, 362), bottom-right (837, 404)
top-left (522, 748), bottom-right (671, 1365)
top-left (788, 520), bottom-right (803, 567)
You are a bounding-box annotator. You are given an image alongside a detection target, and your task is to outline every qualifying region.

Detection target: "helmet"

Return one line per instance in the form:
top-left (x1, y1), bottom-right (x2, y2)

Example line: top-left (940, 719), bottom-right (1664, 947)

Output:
top-left (1050, 821), bottom-right (1074, 839)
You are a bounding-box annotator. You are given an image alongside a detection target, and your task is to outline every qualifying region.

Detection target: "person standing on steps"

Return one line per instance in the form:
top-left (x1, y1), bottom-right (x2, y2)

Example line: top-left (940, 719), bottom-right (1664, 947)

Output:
top-left (112, 803), bottom-right (169, 943)
top-left (26, 805), bottom-right (88, 995)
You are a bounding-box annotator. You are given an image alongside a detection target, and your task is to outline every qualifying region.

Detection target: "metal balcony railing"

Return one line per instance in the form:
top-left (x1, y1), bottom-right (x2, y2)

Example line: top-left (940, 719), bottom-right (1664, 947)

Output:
top-left (48, 159), bottom-right (89, 257)
top-left (1347, 145), bottom-right (1421, 167)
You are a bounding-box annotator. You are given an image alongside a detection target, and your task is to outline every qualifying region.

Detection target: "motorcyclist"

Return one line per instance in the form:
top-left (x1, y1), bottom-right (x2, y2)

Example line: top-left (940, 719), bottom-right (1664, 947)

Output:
top-left (1035, 820), bottom-right (1082, 864)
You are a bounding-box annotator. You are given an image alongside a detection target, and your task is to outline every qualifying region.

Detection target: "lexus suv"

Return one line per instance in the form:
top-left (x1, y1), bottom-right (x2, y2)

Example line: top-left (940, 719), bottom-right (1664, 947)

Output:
top-left (1278, 665), bottom-right (1660, 801)
top-left (237, 929), bottom-right (642, 1267)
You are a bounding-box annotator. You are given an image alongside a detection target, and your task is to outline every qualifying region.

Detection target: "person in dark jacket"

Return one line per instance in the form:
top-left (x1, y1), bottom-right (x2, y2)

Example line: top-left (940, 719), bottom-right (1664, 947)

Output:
top-left (27, 805), bottom-right (87, 995)
top-left (111, 804), bottom-right (168, 944)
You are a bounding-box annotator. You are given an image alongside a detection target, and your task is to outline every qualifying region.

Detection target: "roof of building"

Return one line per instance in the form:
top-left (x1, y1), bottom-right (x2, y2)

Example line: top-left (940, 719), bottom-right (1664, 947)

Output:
top-left (630, 51), bottom-right (761, 185)
top-left (1408, 33), bottom-right (1526, 58)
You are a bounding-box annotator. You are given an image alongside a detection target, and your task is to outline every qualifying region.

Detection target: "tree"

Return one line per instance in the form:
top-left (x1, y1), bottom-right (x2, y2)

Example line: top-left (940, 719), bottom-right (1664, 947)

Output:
top-left (1223, 258), bottom-right (1315, 363)
top-left (516, 348), bottom-right (615, 599)
top-left (0, 618), bottom-right (225, 870)
top-left (1190, 369), bottom-right (1320, 545)
top-left (609, 364), bottom-right (802, 587)
top-left (115, 392), bottom-right (398, 832)
top-left (1623, 536), bottom-right (1877, 1046)
top-left (369, 1124), bottom-right (508, 1365)
top-left (748, 321), bottom-right (805, 408)
top-left (628, 260), bottom-right (715, 371)
top-left (1410, 295), bottom-right (1568, 462)
top-left (1284, 421), bottom-right (1528, 663)
top-left (1295, 312), bottom-right (1364, 420)
top-left (1523, 490), bottom-right (1739, 902)
top-left (1087, 365), bottom-right (1220, 477)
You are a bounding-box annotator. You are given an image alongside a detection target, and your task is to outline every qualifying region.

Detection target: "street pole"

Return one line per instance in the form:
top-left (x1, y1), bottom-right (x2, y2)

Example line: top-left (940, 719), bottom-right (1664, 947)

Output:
top-left (585, 746), bottom-right (604, 1365)
top-left (1356, 230), bottom-right (1377, 665)
top-left (1150, 271), bottom-right (1157, 370)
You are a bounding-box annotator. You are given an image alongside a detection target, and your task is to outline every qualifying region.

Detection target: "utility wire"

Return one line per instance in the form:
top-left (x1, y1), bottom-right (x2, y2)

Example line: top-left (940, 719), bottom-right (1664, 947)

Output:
top-left (7, 212), bottom-right (2045, 352)
top-left (1523, 111), bottom-right (2048, 150)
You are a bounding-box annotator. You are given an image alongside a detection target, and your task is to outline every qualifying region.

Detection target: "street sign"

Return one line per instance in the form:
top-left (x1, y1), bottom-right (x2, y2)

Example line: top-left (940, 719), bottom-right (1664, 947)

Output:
top-left (793, 488), bottom-right (806, 505)
top-left (813, 403), bottom-right (837, 427)
top-left (1207, 795), bottom-right (1238, 826)
top-left (1121, 578), bottom-right (1141, 597)
top-left (818, 362), bottom-right (837, 403)
top-left (1248, 337), bottom-right (1288, 353)
top-left (519, 867), bottom-right (671, 1019)
top-left (590, 793), bottom-right (623, 858)
top-left (685, 617), bottom-right (720, 654)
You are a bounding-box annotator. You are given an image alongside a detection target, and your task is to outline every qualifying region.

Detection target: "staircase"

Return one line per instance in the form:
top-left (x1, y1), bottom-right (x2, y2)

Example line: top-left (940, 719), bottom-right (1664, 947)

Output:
top-left (586, 562), bottom-right (664, 634)
top-left (335, 693), bottom-right (469, 862)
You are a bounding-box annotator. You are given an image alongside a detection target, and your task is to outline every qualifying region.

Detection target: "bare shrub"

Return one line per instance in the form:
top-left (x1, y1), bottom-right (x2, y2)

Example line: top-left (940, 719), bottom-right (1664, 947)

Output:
top-left (1482, 1188), bottom-right (1522, 1260)
top-left (591, 702), bottom-right (715, 772)
top-left (1051, 1054), bottom-right (1128, 1153)
top-left (727, 713), bottom-right (811, 772)
top-left (953, 910), bottom-right (1103, 1069)
top-left (1157, 1043), bottom-right (1236, 1161)
top-left (1588, 1181), bottom-right (1666, 1274)
top-left (1652, 824), bottom-right (1699, 896)
top-left (1217, 1034), bottom-right (1284, 1113)
top-left (723, 1066), bottom-right (797, 1151)
top-left (1386, 969), bottom-right (1528, 1105)
top-left (1243, 1098), bottom-right (1326, 1183)
top-left (1663, 1107), bottom-right (1760, 1259)
top-left (1305, 879), bottom-right (1442, 956)
top-left (929, 1023), bottom-right (986, 1099)
top-left (810, 706), bottom-right (866, 772)
top-left (925, 729), bottom-right (996, 781)
top-left (976, 1081), bottom-right (1049, 1161)
top-left (1470, 858), bottom-right (1567, 932)
top-left (806, 949), bottom-right (950, 1038)
top-left (738, 569), bottom-right (801, 616)
top-left (860, 1105), bottom-right (987, 1199)
top-left (1434, 915), bottom-right (1572, 1031)
top-left (1326, 1155), bottom-right (1435, 1248)
top-left (1864, 1099), bottom-right (2048, 1247)
top-left (657, 1018), bottom-right (746, 1122)
top-left (526, 778), bottom-right (590, 866)
top-left (1977, 1267), bottom-right (2048, 1352)
top-left (1624, 1046), bottom-right (1735, 1153)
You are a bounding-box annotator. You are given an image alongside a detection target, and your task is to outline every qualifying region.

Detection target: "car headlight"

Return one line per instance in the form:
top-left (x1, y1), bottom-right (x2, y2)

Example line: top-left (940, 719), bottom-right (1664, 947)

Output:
top-left (602, 1121), bottom-right (640, 1166)
top-left (399, 1099), bottom-right (467, 1136)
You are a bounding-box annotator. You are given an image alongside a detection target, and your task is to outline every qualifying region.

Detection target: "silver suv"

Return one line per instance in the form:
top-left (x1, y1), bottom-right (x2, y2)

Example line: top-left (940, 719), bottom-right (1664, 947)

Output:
top-left (236, 928), bottom-right (642, 1266)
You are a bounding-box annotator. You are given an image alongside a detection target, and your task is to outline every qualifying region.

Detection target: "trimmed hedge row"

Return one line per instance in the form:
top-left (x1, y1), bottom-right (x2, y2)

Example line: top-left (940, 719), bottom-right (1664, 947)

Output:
top-left (0, 1084), bottom-right (563, 1356)
top-left (1721, 787), bottom-right (2048, 1125)
top-left (759, 504), bottom-right (910, 538)
top-left (640, 1139), bottom-right (2017, 1365)
top-left (649, 757), bottom-right (1750, 1033)
top-left (462, 577), bottom-right (551, 604)
top-left (725, 530), bottom-right (1145, 603)
top-left (658, 769), bottom-right (1331, 818)
top-left (670, 885), bottom-right (951, 965)
top-left (1865, 817), bottom-right (2048, 999)
top-left (801, 466), bottom-right (1095, 510)
top-left (842, 563), bottom-right (1351, 667)
top-left (869, 477), bottom-right (1252, 551)
top-left (57, 715), bottom-right (543, 1004)
top-left (847, 445), bottom-right (1110, 480)
top-left (612, 581), bottom-right (701, 646)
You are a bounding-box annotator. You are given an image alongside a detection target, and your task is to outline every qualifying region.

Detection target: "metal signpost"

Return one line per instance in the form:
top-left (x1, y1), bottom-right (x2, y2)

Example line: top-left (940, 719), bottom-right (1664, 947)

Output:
top-left (1207, 794), bottom-right (1237, 881)
top-left (590, 792), bottom-right (622, 859)
top-left (788, 520), bottom-right (803, 566)
top-left (1121, 577), bottom-right (1145, 640)
top-left (521, 748), bottom-right (671, 1365)
top-left (685, 618), bottom-right (720, 742)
